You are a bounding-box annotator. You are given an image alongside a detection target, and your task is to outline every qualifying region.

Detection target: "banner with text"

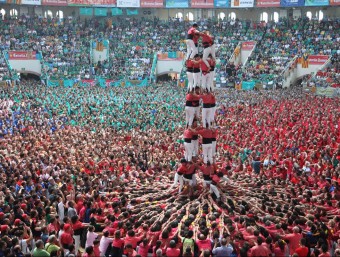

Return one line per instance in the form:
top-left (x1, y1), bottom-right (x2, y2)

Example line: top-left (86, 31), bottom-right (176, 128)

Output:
top-left (9, 51), bottom-right (37, 60)
top-left (112, 7), bottom-right (123, 15)
top-left (305, 0), bottom-right (329, 5)
top-left (126, 9), bottom-right (138, 15)
top-left (94, 8), bottom-right (107, 16)
top-left (69, 0), bottom-right (116, 6)
top-left (140, 0), bottom-right (163, 7)
top-left (241, 41), bottom-right (255, 50)
top-left (79, 8), bottom-right (93, 15)
top-left (117, 0), bottom-right (140, 7)
top-left (230, 0), bottom-right (254, 7)
top-left (242, 81), bottom-right (255, 90)
top-left (308, 55), bottom-right (329, 65)
top-left (191, 0), bottom-right (214, 8)
top-left (257, 0), bottom-right (280, 6)
top-left (214, 0), bottom-right (229, 6)
top-left (21, 0), bottom-right (41, 4)
top-left (166, 0), bottom-right (189, 8)
top-left (42, 0), bottom-right (67, 5)
top-left (330, 0), bottom-right (340, 5)
top-left (281, 0), bottom-right (304, 6)
top-left (316, 87), bottom-right (337, 97)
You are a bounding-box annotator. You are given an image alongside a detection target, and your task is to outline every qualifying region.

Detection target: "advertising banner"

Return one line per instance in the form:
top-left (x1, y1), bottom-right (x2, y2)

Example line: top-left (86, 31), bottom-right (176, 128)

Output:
top-left (257, 0), bottom-right (280, 7)
top-left (230, 0), bottom-right (254, 7)
top-left (126, 9), bottom-right (138, 15)
top-left (21, 0), bottom-right (41, 4)
top-left (280, 0), bottom-right (304, 7)
top-left (140, 0), bottom-right (163, 7)
top-left (316, 87), bottom-right (336, 97)
top-left (308, 55), bottom-right (329, 65)
top-left (70, 0), bottom-right (116, 6)
top-left (191, 0), bottom-right (214, 8)
top-left (117, 0), bottom-right (140, 7)
top-left (214, 0), bottom-right (229, 7)
top-left (242, 81), bottom-right (255, 90)
top-left (94, 8), bottom-right (107, 16)
top-left (166, 0), bottom-right (189, 8)
top-left (112, 7), bottom-right (123, 15)
top-left (330, 0), bottom-right (340, 5)
top-left (42, 0), bottom-right (67, 6)
top-left (9, 51), bottom-right (37, 60)
top-left (79, 7), bottom-right (93, 15)
top-left (241, 41), bottom-right (255, 50)
top-left (305, 0), bottom-right (329, 5)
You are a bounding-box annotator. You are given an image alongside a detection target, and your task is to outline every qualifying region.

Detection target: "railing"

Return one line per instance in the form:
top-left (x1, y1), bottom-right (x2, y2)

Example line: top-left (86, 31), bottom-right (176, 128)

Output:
top-left (2, 50), bottom-right (19, 81)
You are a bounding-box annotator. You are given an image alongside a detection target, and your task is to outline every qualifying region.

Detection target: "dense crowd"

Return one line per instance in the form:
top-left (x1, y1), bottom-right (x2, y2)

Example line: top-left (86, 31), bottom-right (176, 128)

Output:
top-left (0, 10), bottom-right (339, 257)
top-left (1, 16), bottom-right (338, 84)
top-left (0, 78), bottom-right (338, 257)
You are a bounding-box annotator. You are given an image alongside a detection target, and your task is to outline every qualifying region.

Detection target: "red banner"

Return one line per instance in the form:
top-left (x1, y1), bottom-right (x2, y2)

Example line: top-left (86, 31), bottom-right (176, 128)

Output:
top-left (330, 0), bottom-right (340, 5)
top-left (42, 0), bottom-right (67, 5)
top-left (140, 0), bottom-right (163, 7)
top-left (191, 0), bottom-right (214, 7)
top-left (308, 55), bottom-right (329, 65)
top-left (241, 41), bottom-right (255, 51)
top-left (68, 0), bottom-right (116, 5)
top-left (8, 51), bottom-right (36, 60)
top-left (256, 0), bottom-right (280, 7)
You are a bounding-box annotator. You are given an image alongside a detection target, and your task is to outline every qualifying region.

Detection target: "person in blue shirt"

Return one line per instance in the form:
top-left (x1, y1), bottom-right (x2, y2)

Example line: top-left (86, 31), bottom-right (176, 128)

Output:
top-left (212, 238), bottom-right (233, 257)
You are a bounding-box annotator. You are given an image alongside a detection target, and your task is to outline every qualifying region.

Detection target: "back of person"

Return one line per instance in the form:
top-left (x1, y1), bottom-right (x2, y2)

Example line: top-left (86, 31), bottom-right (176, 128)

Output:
top-left (183, 238), bottom-right (195, 255)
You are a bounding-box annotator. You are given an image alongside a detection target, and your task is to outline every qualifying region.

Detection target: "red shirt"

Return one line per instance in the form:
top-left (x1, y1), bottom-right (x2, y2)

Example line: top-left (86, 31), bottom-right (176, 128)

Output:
top-left (186, 60), bottom-right (194, 69)
top-left (137, 243), bottom-right (150, 257)
top-left (196, 239), bottom-right (212, 252)
top-left (200, 60), bottom-right (210, 73)
top-left (295, 246), bottom-right (309, 257)
top-left (124, 235), bottom-right (144, 249)
top-left (197, 128), bottom-right (213, 139)
top-left (60, 232), bottom-right (73, 245)
top-left (112, 238), bottom-right (124, 248)
top-left (184, 129), bottom-right (193, 140)
top-left (166, 247), bottom-right (181, 257)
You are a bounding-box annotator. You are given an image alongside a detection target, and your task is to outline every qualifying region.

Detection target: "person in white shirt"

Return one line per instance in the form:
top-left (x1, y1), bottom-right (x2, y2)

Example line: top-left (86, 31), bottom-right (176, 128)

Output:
top-left (85, 225), bottom-right (98, 248)
top-left (99, 230), bottom-right (113, 256)
top-left (57, 196), bottom-right (65, 221)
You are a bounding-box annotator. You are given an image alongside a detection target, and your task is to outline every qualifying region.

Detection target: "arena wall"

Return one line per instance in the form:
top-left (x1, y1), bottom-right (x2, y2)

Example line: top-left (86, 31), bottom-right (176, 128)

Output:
top-left (0, 5), bottom-right (339, 22)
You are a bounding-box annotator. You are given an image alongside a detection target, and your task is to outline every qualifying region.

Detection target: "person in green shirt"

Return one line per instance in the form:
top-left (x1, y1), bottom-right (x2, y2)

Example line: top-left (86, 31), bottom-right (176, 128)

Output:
top-left (45, 235), bottom-right (61, 255)
top-left (32, 240), bottom-right (50, 257)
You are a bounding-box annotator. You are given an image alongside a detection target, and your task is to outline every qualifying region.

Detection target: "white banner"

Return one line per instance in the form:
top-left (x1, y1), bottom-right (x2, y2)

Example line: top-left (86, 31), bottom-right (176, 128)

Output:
top-left (117, 0), bottom-right (140, 7)
top-left (21, 0), bottom-right (41, 4)
top-left (230, 0), bottom-right (254, 7)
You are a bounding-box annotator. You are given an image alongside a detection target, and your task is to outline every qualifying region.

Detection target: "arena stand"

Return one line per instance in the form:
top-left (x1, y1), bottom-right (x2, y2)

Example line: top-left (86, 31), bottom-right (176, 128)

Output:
top-left (0, 4), bottom-right (339, 257)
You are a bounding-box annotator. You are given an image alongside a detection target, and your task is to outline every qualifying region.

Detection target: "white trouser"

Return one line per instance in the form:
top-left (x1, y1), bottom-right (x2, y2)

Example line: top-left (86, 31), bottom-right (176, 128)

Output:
top-left (210, 184), bottom-right (220, 198)
top-left (201, 72), bottom-right (211, 91)
top-left (183, 177), bottom-right (193, 186)
top-left (184, 142), bottom-right (193, 162)
top-left (203, 46), bottom-right (212, 68)
top-left (187, 72), bottom-right (194, 91)
top-left (170, 173), bottom-right (184, 193)
top-left (210, 44), bottom-right (216, 60)
top-left (212, 140), bottom-right (216, 157)
top-left (194, 107), bottom-right (200, 119)
top-left (186, 39), bottom-right (198, 59)
top-left (185, 106), bottom-right (195, 127)
top-left (74, 235), bottom-right (80, 255)
top-left (192, 139), bottom-right (198, 156)
top-left (209, 107), bottom-right (216, 125)
top-left (203, 179), bottom-right (212, 187)
top-left (202, 107), bottom-right (213, 127)
top-left (192, 174), bottom-right (197, 186)
top-left (193, 72), bottom-right (201, 89)
top-left (209, 70), bottom-right (215, 91)
top-left (202, 143), bottom-right (213, 164)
